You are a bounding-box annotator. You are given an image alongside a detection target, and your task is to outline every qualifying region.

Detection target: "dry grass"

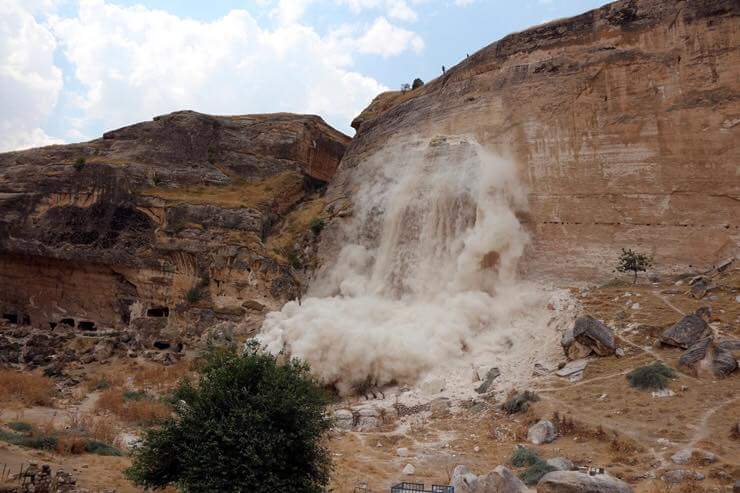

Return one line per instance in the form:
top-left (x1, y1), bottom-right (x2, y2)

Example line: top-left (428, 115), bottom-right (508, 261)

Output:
top-left (0, 370), bottom-right (56, 406)
top-left (131, 361), bottom-right (190, 390)
top-left (552, 412), bottom-right (642, 453)
top-left (68, 412), bottom-right (120, 444)
top-left (141, 171), bottom-right (304, 211)
top-left (95, 389), bottom-right (171, 425)
top-left (85, 371), bottom-right (127, 392)
top-left (266, 198), bottom-right (326, 255)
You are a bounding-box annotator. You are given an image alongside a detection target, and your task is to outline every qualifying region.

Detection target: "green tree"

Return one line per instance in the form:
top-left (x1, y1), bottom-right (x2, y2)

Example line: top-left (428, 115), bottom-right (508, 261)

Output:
top-left (411, 78), bottom-right (424, 89)
top-left (615, 248), bottom-right (653, 284)
top-left (126, 346), bottom-right (332, 492)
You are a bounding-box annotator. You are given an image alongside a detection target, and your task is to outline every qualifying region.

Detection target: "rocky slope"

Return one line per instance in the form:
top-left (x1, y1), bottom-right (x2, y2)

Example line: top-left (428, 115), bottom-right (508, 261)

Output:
top-left (334, 0), bottom-right (739, 281)
top-left (0, 111), bottom-right (350, 338)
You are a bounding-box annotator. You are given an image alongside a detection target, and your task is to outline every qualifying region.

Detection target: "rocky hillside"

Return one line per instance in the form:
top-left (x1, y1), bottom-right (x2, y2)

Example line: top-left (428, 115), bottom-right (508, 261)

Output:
top-left (0, 111), bottom-right (350, 337)
top-left (334, 0), bottom-right (739, 281)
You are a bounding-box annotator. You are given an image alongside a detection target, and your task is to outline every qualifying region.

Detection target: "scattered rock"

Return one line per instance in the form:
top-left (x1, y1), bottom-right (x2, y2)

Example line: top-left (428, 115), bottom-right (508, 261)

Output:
top-left (355, 406), bottom-right (380, 431)
top-left (451, 465), bottom-right (479, 493)
top-left (475, 367), bottom-right (501, 394)
top-left (660, 308), bottom-right (711, 349)
top-left (528, 419), bottom-right (556, 445)
top-left (537, 470), bottom-right (633, 492)
top-left (396, 447), bottom-right (409, 457)
top-left (478, 465), bottom-right (529, 492)
top-left (546, 457), bottom-right (575, 471)
top-left (402, 463), bottom-right (415, 475)
top-left (651, 389), bottom-right (675, 398)
top-left (661, 469), bottom-right (704, 484)
top-left (333, 409), bottom-right (353, 430)
top-left (555, 359), bottom-right (588, 382)
top-left (430, 397), bottom-right (451, 418)
top-left (670, 449), bottom-right (692, 465)
top-left (679, 337), bottom-right (738, 378)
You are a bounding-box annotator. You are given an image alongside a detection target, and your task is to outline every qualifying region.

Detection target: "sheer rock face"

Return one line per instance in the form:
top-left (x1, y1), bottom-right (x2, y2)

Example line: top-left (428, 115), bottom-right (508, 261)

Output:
top-left (335, 0), bottom-right (740, 281)
top-left (0, 111), bottom-right (350, 335)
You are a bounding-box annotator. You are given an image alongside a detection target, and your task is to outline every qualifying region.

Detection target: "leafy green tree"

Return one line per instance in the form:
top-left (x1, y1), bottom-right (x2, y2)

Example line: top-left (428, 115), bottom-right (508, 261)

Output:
top-left (126, 346), bottom-right (332, 492)
top-left (411, 78), bottom-right (424, 89)
top-left (615, 248), bottom-right (653, 284)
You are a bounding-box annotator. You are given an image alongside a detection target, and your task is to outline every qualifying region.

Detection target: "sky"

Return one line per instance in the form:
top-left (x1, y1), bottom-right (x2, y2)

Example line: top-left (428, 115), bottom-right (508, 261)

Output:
top-left (1, 0), bottom-right (608, 152)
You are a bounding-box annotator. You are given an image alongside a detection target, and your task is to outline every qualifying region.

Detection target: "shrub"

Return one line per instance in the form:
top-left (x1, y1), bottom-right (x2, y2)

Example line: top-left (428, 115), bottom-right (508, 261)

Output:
top-left (84, 439), bottom-right (123, 456)
top-left (502, 390), bottom-right (539, 415)
top-left (412, 78), bottom-right (424, 89)
top-left (0, 429), bottom-right (57, 450)
top-left (125, 346), bottom-right (332, 492)
top-left (95, 389), bottom-right (170, 425)
top-left (7, 421), bottom-right (33, 433)
top-left (74, 156), bottom-right (86, 171)
top-left (626, 362), bottom-right (675, 390)
top-left (309, 217), bottom-right (325, 236)
top-left (123, 390), bottom-right (152, 402)
top-left (615, 248), bottom-right (653, 284)
top-left (510, 446), bottom-right (541, 468)
top-left (519, 460), bottom-right (557, 486)
top-left (186, 286), bottom-right (202, 304)
top-left (0, 370), bottom-right (56, 406)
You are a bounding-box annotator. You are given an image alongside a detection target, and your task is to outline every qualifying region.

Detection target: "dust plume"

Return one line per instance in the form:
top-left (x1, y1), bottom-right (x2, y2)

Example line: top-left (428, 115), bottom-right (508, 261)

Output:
top-left (259, 135), bottom-right (567, 395)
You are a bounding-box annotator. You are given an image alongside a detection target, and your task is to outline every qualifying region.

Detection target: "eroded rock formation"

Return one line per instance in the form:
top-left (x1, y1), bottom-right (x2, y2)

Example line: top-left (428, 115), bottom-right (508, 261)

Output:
top-left (0, 111), bottom-right (350, 337)
top-left (334, 0), bottom-right (739, 281)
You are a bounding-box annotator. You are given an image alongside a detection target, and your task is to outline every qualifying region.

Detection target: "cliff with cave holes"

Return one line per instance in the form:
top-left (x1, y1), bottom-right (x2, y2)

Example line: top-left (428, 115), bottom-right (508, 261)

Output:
top-left (0, 111), bottom-right (350, 334)
top-left (334, 0), bottom-right (739, 281)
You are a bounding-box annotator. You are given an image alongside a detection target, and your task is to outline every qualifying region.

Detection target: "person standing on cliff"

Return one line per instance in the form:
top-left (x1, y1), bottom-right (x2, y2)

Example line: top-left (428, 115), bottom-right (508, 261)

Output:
top-left (442, 65), bottom-right (446, 74)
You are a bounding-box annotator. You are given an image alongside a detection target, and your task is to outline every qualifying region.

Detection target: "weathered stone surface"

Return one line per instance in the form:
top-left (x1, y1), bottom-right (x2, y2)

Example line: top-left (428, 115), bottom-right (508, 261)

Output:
top-left (475, 367), bottom-right (501, 394)
top-left (660, 308), bottom-right (712, 349)
top-left (0, 112), bottom-right (350, 337)
top-left (478, 465), bottom-right (529, 493)
top-left (679, 336), bottom-right (738, 378)
top-left (546, 458), bottom-right (575, 472)
top-left (537, 471), bottom-right (633, 492)
top-left (327, 0), bottom-right (740, 282)
top-left (451, 465), bottom-right (480, 493)
top-left (569, 316), bottom-right (616, 357)
top-left (333, 409), bottom-right (354, 430)
top-left (661, 469), bottom-right (704, 484)
top-left (528, 419), bottom-right (557, 445)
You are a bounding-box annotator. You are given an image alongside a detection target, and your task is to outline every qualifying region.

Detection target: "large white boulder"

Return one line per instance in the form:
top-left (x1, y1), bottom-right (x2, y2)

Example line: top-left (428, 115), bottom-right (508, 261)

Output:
top-left (537, 471), bottom-right (632, 492)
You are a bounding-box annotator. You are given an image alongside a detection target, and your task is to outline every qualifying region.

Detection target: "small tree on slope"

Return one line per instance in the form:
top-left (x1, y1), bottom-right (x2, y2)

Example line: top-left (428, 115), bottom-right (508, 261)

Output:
top-left (126, 346), bottom-right (332, 492)
top-left (616, 248), bottom-right (653, 284)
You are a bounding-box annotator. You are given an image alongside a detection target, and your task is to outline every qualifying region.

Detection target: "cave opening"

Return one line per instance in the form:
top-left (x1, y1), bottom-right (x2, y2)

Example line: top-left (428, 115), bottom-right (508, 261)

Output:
top-left (2, 313), bottom-right (18, 324)
top-left (60, 318), bottom-right (75, 327)
top-left (77, 321), bottom-right (97, 331)
top-left (147, 307), bottom-right (170, 318)
top-left (153, 340), bottom-right (171, 350)
top-left (49, 322), bottom-right (58, 329)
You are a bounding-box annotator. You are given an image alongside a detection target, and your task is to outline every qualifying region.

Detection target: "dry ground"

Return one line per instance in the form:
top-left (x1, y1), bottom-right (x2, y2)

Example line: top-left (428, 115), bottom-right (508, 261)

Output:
top-left (0, 270), bottom-right (737, 492)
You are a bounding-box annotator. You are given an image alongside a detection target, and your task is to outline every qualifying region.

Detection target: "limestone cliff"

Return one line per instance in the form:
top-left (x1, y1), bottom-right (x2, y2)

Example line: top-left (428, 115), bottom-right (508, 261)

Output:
top-left (0, 111), bottom-right (350, 335)
top-left (338, 0), bottom-right (739, 281)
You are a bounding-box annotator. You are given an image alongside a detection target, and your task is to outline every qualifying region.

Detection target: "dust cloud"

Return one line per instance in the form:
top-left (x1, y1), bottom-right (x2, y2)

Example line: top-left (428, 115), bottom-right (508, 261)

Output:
top-left (258, 135), bottom-right (568, 396)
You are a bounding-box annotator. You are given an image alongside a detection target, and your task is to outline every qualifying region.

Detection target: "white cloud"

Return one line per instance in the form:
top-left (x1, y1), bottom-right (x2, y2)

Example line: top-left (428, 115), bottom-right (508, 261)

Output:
top-left (47, 0), bottom-right (417, 135)
top-left (455, 0), bottom-right (475, 6)
top-left (336, 0), bottom-right (418, 21)
top-left (354, 17), bottom-right (424, 57)
top-left (0, 0), bottom-right (63, 151)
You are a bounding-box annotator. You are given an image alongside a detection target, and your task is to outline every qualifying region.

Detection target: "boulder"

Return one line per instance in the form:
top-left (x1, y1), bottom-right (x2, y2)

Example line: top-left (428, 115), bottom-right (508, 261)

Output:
top-left (92, 340), bottom-right (115, 362)
top-left (546, 458), bottom-right (575, 471)
top-left (475, 367), bottom-right (501, 394)
top-left (402, 464), bottom-right (415, 475)
top-left (537, 471), bottom-right (633, 492)
top-left (670, 449), bottom-right (692, 465)
top-left (528, 419), bottom-right (556, 445)
top-left (478, 465), bottom-right (529, 492)
top-left (678, 337), bottom-right (738, 378)
top-left (333, 409), bottom-right (353, 430)
top-left (430, 397), bottom-right (451, 418)
top-left (660, 308), bottom-right (711, 349)
top-left (451, 465), bottom-right (480, 493)
top-left (355, 406), bottom-right (380, 431)
top-left (564, 316), bottom-right (616, 358)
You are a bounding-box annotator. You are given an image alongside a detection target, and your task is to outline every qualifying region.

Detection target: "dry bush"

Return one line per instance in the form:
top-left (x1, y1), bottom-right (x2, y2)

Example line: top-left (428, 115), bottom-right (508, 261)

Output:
top-left (132, 361), bottom-right (190, 390)
top-left (68, 412), bottom-right (120, 444)
top-left (95, 389), bottom-right (170, 425)
top-left (552, 412), bottom-right (642, 453)
top-left (55, 433), bottom-right (88, 455)
top-left (0, 370), bottom-right (55, 406)
top-left (85, 371), bottom-right (126, 392)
